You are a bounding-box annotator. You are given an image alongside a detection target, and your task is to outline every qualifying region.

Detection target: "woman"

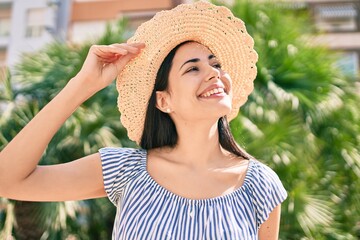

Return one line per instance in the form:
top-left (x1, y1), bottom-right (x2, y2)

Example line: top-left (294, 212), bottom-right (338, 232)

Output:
top-left (0, 1), bottom-right (287, 239)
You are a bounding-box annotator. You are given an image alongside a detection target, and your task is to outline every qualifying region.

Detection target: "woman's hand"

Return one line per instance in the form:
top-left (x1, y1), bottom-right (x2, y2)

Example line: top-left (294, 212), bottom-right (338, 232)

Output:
top-left (75, 42), bottom-right (145, 94)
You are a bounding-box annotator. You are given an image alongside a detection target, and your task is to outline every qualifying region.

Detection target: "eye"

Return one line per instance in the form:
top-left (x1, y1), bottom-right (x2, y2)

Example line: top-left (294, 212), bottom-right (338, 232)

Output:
top-left (185, 66), bottom-right (199, 73)
top-left (213, 63), bottom-right (222, 69)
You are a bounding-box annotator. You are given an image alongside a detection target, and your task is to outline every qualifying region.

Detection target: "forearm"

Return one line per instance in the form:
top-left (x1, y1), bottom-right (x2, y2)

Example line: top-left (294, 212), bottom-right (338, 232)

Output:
top-left (0, 77), bottom-right (93, 188)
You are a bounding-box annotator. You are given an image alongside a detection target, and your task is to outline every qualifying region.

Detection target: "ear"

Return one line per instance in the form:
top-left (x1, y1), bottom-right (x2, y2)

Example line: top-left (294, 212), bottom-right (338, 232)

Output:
top-left (155, 91), bottom-right (172, 113)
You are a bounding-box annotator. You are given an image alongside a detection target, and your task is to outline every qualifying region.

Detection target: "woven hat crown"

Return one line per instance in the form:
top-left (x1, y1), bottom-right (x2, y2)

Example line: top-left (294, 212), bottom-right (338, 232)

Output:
top-left (117, 1), bottom-right (258, 144)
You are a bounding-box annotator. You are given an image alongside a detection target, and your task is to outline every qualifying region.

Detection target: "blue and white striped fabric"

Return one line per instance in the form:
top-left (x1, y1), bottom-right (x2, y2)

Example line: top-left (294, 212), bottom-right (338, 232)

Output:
top-left (99, 147), bottom-right (287, 240)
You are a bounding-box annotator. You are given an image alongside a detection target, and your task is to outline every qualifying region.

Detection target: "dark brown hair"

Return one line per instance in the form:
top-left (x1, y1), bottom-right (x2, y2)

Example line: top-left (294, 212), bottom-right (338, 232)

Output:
top-left (140, 42), bottom-right (250, 160)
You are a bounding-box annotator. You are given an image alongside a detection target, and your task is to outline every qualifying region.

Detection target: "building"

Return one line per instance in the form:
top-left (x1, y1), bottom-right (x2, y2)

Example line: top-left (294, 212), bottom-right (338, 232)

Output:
top-left (0, 0), bottom-right (182, 68)
top-left (0, 0), bottom-right (13, 67)
top-left (0, 0), bottom-right (71, 67)
top-left (286, 0), bottom-right (360, 77)
top-left (69, 0), bottom-right (183, 43)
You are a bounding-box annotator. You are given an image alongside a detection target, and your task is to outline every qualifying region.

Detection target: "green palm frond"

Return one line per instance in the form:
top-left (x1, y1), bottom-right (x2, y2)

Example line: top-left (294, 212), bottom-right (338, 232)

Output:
top-left (0, 68), bottom-right (14, 102)
top-left (297, 195), bottom-right (333, 236)
top-left (228, 0), bottom-right (360, 238)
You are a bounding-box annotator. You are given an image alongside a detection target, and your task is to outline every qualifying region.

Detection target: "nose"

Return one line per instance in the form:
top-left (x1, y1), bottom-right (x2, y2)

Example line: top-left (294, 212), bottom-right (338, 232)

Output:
top-left (205, 65), bottom-right (221, 82)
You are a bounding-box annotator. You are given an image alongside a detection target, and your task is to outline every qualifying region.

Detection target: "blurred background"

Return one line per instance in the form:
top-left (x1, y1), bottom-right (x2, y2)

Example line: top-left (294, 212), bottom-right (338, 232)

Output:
top-left (0, 0), bottom-right (359, 239)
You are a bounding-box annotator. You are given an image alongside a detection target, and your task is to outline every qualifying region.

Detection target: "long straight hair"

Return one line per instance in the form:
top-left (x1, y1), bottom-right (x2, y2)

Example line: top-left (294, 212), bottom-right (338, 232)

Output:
top-left (140, 42), bottom-right (251, 160)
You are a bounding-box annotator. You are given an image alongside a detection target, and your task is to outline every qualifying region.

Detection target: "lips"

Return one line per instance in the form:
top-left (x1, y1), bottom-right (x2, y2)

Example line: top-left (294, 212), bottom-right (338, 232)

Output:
top-left (200, 87), bottom-right (225, 97)
top-left (199, 84), bottom-right (227, 98)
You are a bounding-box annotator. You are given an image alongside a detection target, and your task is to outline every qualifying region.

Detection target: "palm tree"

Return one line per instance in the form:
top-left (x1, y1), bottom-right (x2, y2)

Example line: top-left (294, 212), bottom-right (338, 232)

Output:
top-left (0, 21), bottom-right (131, 239)
top-left (225, 0), bottom-right (360, 239)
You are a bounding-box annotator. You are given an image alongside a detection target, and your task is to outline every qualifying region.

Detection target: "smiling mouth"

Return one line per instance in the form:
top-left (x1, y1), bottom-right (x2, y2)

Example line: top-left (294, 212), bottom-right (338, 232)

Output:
top-left (200, 87), bottom-right (226, 98)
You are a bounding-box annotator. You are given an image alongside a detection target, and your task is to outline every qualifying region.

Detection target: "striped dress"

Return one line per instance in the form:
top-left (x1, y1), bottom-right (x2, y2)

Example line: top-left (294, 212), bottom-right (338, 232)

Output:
top-left (99, 147), bottom-right (287, 240)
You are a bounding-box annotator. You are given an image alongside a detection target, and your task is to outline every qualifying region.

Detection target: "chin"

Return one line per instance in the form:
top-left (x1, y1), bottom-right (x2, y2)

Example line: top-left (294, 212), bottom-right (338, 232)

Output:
top-left (210, 106), bottom-right (232, 120)
top-left (218, 100), bottom-right (232, 115)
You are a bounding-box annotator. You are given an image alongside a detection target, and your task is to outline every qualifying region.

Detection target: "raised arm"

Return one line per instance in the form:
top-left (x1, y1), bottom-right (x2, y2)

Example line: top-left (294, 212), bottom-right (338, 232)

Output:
top-left (0, 43), bottom-right (145, 201)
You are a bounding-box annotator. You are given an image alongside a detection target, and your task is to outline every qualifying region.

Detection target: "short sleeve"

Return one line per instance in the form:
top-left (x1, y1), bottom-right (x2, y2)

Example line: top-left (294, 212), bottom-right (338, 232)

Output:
top-left (99, 147), bottom-right (144, 206)
top-left (248, 160), bottom-right (288, 228)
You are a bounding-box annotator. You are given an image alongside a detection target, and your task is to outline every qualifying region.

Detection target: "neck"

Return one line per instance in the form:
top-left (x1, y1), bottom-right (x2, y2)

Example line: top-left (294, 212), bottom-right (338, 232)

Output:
top-left (168, 119), bottom-right (228, 168)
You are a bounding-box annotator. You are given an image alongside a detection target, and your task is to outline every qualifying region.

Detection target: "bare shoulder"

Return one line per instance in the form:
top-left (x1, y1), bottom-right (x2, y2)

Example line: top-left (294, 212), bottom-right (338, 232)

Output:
top-left (146, 147), bottom-right (176, 172)
top-left (222, 152), bottom-right (250, 171)
top-left (226, 154), bottom-right (251, 181)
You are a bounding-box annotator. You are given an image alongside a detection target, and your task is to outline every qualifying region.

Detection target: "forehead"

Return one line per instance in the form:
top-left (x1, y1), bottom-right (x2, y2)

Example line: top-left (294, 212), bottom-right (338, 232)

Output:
top-left (172, 42), bottom-right (214, 64)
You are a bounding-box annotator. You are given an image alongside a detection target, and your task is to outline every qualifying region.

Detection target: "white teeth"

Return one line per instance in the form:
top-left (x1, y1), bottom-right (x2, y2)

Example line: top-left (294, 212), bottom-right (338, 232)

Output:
top-left (201, 87), bottom-right (225, 97)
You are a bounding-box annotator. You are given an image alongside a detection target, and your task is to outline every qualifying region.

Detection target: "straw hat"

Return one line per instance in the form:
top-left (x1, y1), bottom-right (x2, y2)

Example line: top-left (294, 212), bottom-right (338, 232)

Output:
top-left (116, 0), bottom-right (258, 144)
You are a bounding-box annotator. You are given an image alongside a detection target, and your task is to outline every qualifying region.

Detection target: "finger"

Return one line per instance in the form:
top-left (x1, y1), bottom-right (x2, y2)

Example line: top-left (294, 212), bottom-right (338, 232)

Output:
top-left (96, 52), bottom-right (121, 61)
top-left (91, 45), bottom-right (128, 59)
top-left (111, 43), bottom-right (145, 54)
top-left (101, 55), bottom-right (121, 64)
top-left (128, 42), bottom-right (146, 48)
top-left (100, 50), bottom-right (139, 64)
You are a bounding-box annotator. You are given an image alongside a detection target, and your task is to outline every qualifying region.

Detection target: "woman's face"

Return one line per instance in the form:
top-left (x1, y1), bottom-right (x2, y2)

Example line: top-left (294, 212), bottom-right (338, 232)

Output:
top-left (161, 42), bottom-right (233, 123)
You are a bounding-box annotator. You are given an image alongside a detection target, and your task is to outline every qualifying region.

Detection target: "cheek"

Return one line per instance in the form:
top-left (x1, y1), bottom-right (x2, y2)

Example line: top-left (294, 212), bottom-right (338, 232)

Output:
top-left (222, 72), bottom-right (232, 85)
top-left (171, 88), bottom-right (197, 107)
top-left (169, 85), bottom-right (201, 114)
top-left (222, 74), bottom-right (233, 94)
top-left (169, 77), bottom-right (200, 99)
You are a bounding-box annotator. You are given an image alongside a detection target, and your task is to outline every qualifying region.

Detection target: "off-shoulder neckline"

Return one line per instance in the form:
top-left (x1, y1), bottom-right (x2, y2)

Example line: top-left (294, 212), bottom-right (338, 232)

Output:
top-left (138, 149), bottom-right (256, 204)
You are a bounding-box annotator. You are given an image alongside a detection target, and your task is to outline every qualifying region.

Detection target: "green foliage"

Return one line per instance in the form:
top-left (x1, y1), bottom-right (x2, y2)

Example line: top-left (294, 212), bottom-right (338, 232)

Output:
top-left (224, 0), bottom-right (360, 238)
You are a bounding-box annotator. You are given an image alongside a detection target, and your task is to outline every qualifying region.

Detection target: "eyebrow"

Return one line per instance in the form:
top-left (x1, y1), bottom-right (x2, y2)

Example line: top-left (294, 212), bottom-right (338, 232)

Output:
top-left (179, 54), bottom-right (216, 71)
